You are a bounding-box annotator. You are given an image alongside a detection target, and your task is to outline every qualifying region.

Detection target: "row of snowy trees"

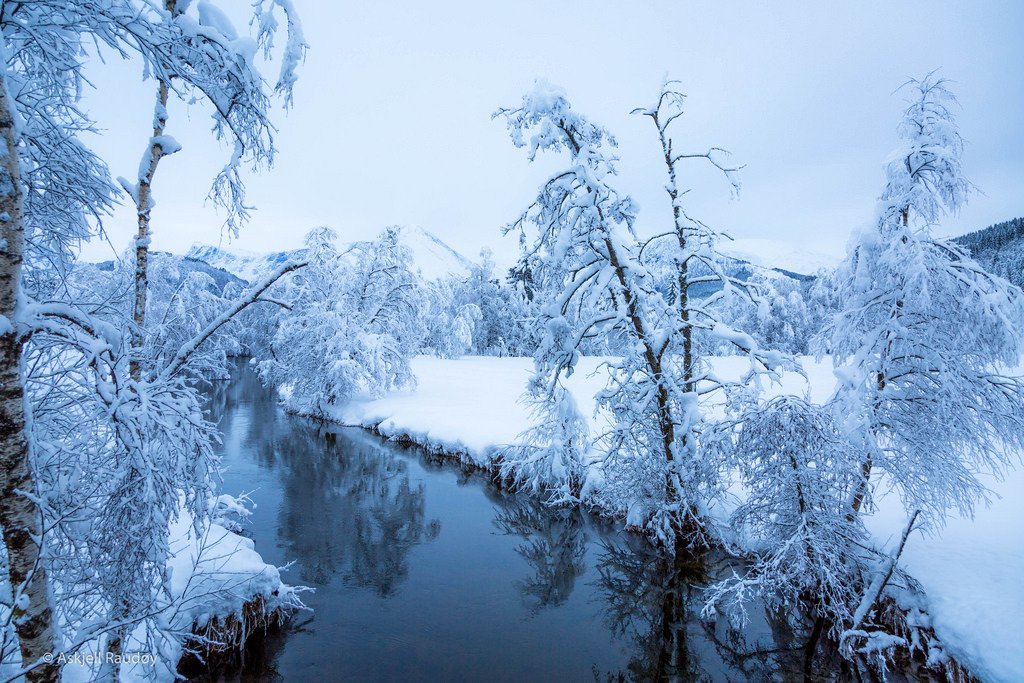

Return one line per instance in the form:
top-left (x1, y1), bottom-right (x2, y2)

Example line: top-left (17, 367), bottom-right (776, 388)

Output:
top-left (495, 75), bottom-right (1024, 674)
top-left (955, 216), bottom-right (1024, 288)
top-left (239, 228), bottom-right (543, 416)
top-left (421, 249), bottom-right (540, 358)
top-left (0, 2), bottom-right (309, 681)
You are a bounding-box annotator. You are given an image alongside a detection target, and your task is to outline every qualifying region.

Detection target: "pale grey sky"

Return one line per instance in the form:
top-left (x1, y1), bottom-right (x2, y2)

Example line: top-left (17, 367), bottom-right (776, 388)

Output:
top-left (79, 0), bottom-right (1024, 264)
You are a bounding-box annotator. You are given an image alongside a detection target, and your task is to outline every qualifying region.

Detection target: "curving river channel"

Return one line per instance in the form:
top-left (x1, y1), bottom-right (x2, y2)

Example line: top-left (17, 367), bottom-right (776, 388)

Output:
top-left (199, 362), bottom-right (813, 682)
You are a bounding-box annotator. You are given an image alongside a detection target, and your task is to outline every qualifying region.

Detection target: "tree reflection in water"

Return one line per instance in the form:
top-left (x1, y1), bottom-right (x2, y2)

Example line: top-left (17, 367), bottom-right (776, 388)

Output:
top-left (492, 493), bottom-right (812, 682)
top-left (209, 362), bottom-right (442, 596)
top-left (594, 536), bottom-right (812, 682)
top-left (275, 425), bottom-right (441, 593)
top-left (205, 363), bottom-right (835, 681)
top-left (493, 497), bottom-right (587, 612)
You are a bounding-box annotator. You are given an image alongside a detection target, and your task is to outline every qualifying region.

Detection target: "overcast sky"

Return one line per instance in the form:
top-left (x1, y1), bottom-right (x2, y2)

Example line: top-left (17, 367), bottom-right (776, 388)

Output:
top-left (78, 0), bottom-right (1024, 264)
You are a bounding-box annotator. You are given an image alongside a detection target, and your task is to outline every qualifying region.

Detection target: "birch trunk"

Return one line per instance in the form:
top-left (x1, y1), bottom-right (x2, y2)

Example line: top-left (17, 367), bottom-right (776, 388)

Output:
top-left (130, 79), bottom-right (170, 381)
top-left (111, 66), bottom-right (174, 681)
top-left (0, 71), bottom-right (60, 683)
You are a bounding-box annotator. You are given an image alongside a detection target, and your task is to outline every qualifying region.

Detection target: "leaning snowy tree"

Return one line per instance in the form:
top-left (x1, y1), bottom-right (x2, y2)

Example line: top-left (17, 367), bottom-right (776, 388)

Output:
top-left (828, 73), bottom-right (1024, 527)
top-left (706, 74), bottom-right (1024, 674)
top-left (822, 73), bottom-right (1024, 656)
top-left (0, 3), bottom-right (305, 680)
top-left (495, 81), bottom-right (788, 549)
top-left (122, 0), bottom-right (306, 379)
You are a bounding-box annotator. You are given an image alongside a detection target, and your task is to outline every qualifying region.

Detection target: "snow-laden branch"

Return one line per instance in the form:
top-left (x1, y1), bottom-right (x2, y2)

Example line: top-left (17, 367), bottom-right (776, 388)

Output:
top-left (840, 510), bottom-right (921, 657)
top-left (158, 259), bottom-right (307, 381)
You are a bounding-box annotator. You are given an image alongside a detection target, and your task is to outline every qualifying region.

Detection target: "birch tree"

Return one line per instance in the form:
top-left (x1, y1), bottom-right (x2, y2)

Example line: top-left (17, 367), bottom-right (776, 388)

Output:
top-left (0, 3), bottom-right (304, 678)
top-left (122, 0), bottom-right (306, 379)
top-left (495, 81), bottom-right (787, 548)
top-left (0, 65), bottom-right (59, 683)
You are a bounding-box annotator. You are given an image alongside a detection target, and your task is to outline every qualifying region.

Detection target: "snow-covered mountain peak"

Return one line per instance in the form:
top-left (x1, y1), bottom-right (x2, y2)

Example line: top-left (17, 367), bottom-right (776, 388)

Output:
top-left (185, 244), bottom-right (293, 283)
top-left (389, 225), bottom-right (473, 280)
top-left (186, 226), bottom-right (473, 283)
top-left (718, 237), bottom-right (839, 277)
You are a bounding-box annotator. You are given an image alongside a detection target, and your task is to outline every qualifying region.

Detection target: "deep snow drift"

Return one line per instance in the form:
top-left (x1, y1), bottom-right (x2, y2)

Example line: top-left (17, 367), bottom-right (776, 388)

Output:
top-left (332, 355), bottom-right (1022, 683)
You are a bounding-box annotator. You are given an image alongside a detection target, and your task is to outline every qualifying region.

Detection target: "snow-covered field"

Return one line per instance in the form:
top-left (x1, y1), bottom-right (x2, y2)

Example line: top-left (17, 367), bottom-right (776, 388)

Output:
top-left (336, 355), bottom-right (1023, 683)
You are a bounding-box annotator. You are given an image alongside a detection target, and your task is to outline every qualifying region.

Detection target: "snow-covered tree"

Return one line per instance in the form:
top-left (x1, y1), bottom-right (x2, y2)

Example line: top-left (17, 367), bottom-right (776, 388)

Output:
top-left (710, 272), bottom-right (818, 355)
top-left (420, 249), bottom-right (538, 358)
top-left (463, 249), bottom-right (540, 356)
top-left (499, 383), bottom-right (588, 503)
top-left (707, 74), bottom-right (1024, 675)
top-left (703, 397), bottom-right (876, 643)
top-left (257, 227), bottom-right (422, 417)
top-left (123, 0), bottom-right (306, 378)
top-left (825, 74), bottom-right (1024, 526)
top-left (421, 276), bottom-right (480, 359)
top-left (142, 258), bottom-right (249, 379)
top-left (496, 81), bottom-right (787, 547)
top-left (0, 4), bottom-right (308, 677)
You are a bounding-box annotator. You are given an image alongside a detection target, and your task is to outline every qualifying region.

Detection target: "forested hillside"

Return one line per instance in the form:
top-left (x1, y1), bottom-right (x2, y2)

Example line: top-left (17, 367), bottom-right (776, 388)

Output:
top-left (955, 217), bottom-right (1024, 286)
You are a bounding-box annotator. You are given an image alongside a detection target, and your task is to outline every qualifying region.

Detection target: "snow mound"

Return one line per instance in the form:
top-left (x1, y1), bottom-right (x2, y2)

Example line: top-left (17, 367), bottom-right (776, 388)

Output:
top-left (58, 507), bottom-right (302, 683)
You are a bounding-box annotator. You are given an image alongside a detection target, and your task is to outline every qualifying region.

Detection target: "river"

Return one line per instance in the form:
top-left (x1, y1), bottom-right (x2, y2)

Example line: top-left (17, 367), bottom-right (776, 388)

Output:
top-left (199, 361), bottom-right (810, 682)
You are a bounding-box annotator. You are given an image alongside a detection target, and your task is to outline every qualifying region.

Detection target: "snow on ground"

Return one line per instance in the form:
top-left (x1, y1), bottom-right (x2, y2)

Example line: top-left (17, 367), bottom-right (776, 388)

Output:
top-left (336, 354), bottom-right (1022, 682)
top-left (337, 355), bottom-right (833, 465)
top-left (165, 510), bottom-right (294, 638)
top-left (868, 471), bottom-right (1024, 683)
top-left (337, 356), bottom-right (602, 464)
top-left (59, 508), bottom-right (300, 683)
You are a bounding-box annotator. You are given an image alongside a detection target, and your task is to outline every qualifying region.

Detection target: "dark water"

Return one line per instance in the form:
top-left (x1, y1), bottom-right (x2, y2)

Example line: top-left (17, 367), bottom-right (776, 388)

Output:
top-left (201, 362), bottom-right (809, 682)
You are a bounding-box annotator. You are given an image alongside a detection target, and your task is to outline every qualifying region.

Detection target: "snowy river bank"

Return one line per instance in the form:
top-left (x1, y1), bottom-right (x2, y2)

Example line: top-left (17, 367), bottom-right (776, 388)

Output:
top-left (327, 355), bottom-right (1023, 683)
top-left (200, 361), bottom-right (845, 681)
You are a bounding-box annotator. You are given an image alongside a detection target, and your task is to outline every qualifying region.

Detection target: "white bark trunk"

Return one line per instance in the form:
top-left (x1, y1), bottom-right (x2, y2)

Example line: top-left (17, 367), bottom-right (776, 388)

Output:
top-left (0, 70), bottom-right (60, 683)
top-left (130, 79), bottom-right (170, 382)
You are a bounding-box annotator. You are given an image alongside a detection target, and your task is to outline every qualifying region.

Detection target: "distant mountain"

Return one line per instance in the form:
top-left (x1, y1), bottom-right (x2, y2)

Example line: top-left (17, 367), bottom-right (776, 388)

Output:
top-left (718, 238), bottom-right (838, 279)
top-left (185, 225), bottom-right (838, 289)
top-left (187, 226), bottom-right (473, 283)
top-left (392, 225), bottom-right (474, 279)
top-left (954, 217), bottom-right (1024, 288)
top-left (96, 251), bottom-right (246, 293)
top-left (185, 244), bottom-right (294, 284)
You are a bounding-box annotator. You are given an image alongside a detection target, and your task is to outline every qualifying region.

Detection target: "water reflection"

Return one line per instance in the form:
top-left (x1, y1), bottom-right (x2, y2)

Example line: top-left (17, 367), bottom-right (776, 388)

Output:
top-left (277, 427), bottom-right (442, 593)
top-left (203, 362), bottom-right (830, 682)
top-left (493, 500), bottom-right (587, 611)
top-left (208, 364), bottom-right (442, 594)
top-left (594, 538), bottom-right (809, 682)
top-left (491, 494), bottom-right (812, 682)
